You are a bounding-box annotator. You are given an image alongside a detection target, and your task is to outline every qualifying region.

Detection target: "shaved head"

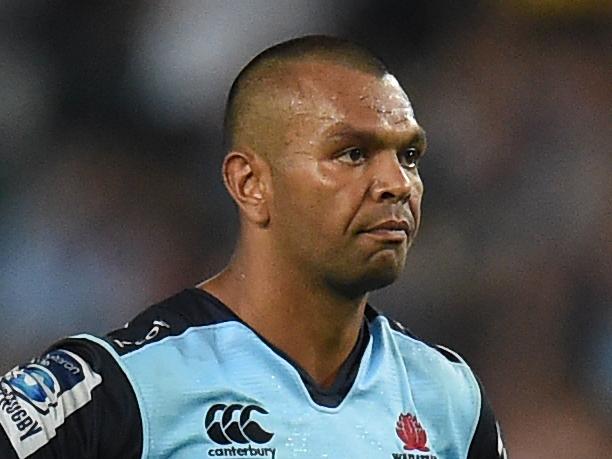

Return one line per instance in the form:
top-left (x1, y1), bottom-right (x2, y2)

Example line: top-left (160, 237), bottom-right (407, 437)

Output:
top-left (219, 34), bottom-right (425, 298)
top-left (224, 36), bottom-right (391, 163)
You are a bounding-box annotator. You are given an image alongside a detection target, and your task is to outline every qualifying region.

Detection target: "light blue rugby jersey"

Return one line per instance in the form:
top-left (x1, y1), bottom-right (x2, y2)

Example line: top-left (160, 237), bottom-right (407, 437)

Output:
top-left (0, 288), bottom-right (506, 459)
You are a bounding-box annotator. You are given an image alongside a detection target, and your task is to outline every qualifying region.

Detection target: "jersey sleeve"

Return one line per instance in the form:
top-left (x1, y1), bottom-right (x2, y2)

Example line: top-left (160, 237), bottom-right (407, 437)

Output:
top-left (467, 375), bottom-right (508, 459)
top-left (0, 338), bottom-right (142, 459)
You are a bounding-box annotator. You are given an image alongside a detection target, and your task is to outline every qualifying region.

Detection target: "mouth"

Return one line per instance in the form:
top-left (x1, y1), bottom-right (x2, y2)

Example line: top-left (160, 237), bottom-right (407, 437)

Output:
top-left (359, 220), bottom-right (411, 242)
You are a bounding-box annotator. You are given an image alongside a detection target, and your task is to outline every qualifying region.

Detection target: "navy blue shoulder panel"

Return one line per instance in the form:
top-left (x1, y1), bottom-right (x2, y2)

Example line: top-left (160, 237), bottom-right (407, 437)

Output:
top-left (468, 376), bottom-right (508, 459)
top-left (105, 288), bottom-right (237, 356)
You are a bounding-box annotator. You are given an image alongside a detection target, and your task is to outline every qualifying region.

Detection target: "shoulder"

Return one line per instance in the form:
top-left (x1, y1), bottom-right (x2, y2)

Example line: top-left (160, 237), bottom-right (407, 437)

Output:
top-left (0, 288), bottom-right (226, 458)
top-left (368, 306), bottom-right (472, 368)
top-left (368, 308), bottom-right (482, 415)
top-left (100, 288), bottom-right (238, 357)
top-left (368, 307), bottom-right (508, 458)
top-left (384, 314), bottom-right (481, 410)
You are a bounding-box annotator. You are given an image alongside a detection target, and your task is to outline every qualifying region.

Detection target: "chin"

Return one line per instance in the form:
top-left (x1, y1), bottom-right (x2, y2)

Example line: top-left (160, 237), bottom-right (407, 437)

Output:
top-left (330, 262), bottom-right (404, 298)
top-left (325, 246), bottom-right (409, 297)
top-left (361, 248), bottom-right (409, 289)
top-left (358, 267), bottom-right (402, 293)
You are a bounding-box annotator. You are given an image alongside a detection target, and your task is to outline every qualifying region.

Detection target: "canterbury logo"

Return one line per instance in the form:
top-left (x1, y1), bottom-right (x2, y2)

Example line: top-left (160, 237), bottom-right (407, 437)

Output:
top-left (205, 403), bottom-right (274, 445)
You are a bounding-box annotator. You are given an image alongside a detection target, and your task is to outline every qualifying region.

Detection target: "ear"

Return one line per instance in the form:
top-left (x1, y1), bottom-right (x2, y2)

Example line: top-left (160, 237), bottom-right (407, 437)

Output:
top-left (222, 150), bottom-right (271, 226)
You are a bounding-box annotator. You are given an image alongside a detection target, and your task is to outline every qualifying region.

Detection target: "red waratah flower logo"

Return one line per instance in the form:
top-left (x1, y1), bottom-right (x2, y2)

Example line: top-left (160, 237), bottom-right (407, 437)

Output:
top-left (396, 413), bottom-right (430, 452)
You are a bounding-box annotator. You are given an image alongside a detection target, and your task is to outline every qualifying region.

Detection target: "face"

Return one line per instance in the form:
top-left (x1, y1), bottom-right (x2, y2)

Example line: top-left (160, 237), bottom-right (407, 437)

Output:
top-left (267, 61), bottom-right (426, 297)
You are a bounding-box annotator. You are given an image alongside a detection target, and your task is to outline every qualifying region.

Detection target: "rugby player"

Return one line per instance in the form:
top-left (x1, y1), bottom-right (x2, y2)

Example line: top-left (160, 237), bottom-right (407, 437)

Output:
top-left (0, 35), bottom-right (507, 458)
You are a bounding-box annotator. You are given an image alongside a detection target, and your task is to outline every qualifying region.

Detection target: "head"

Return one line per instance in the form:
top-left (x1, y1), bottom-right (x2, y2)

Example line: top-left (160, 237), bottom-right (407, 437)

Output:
top-left (222, 36), bottom-right (426, 298)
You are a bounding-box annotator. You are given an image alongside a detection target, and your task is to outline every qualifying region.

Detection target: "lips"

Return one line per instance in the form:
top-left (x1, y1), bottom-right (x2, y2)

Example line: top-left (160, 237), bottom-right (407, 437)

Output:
top-left (360, 220), bottom-right (412, 242)
top-left (368, 220), bottom-right (411, 233)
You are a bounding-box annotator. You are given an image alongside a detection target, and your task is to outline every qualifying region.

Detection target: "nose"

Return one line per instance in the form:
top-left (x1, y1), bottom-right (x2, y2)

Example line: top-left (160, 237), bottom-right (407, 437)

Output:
top-left (369, 151), bottom-right (415, 203)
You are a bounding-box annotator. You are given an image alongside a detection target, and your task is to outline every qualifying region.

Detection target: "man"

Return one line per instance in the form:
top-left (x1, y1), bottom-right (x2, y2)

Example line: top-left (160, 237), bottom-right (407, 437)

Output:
top-left (0, 36), bottom-right (507, 458)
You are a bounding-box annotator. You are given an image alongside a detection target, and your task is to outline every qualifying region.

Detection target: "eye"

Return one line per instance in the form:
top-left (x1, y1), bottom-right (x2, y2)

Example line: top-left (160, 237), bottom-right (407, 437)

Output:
top-left (337, 147), bottom-right (367, 165)
top-left (398, 147), bottom-right (420, 169)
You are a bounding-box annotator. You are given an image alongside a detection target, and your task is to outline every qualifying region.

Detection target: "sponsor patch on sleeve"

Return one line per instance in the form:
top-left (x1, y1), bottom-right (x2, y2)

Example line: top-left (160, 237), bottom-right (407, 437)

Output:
top-left (0, 349), bottom-right (102, 458)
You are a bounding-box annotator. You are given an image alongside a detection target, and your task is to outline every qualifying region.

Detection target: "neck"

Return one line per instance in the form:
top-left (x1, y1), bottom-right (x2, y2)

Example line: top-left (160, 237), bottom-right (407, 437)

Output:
top-left (199, 241), bottom-right (367, 388)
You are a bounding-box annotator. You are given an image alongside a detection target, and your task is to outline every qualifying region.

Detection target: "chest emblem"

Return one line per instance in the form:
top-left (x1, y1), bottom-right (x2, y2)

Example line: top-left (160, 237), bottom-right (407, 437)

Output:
top-left (396, 412), bottom-right (429, 452)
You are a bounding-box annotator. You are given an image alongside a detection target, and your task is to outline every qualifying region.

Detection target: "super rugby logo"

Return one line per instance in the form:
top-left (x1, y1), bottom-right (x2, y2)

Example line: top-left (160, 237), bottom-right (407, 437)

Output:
top-left (7, 365), bottom-right (58, 413)
top-left (6, 350), bottom-right (84, 414)
top-left (205, 403), bottom-right (275, 458)
top-left (0, 349), bottom-right (101, 458)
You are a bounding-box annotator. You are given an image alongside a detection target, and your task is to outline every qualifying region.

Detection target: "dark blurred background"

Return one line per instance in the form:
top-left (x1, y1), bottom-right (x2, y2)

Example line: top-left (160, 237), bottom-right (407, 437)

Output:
top-left (1, 1), bottom-right (610, 456)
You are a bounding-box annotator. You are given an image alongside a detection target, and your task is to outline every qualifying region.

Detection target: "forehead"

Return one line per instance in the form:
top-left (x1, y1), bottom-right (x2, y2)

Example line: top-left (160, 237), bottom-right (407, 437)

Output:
top-left (283, 60), bottom-right (418, 138)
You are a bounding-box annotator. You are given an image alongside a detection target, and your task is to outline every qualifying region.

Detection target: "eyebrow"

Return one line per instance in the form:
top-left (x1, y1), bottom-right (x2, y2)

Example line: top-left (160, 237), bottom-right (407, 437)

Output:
top-left (324, 122), bottom-right (427, 149)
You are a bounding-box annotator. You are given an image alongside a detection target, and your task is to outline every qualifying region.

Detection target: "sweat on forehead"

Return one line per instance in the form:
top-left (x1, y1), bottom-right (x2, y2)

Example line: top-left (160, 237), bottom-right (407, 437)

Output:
top-left (223, 36), bottom-right (391, 153)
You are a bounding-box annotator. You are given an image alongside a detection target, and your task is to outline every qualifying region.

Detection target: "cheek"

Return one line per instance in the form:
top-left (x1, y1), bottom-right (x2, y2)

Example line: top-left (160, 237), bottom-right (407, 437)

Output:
top-left (410, 179), bottom-right (424, 223)
top-left (270, 166), bottom-right (331, 231)
top-left (313, 163), bottom-right (368, 230)
top-left (275, 163), bottom-right (362, 237)
top-left (297, 184), bottom-right (353, 235)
